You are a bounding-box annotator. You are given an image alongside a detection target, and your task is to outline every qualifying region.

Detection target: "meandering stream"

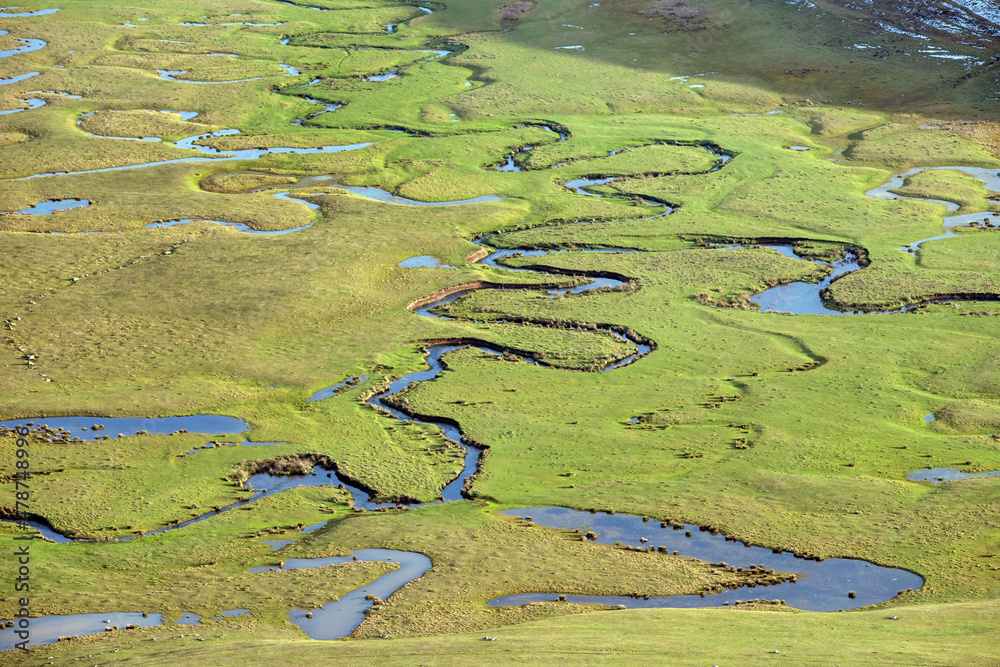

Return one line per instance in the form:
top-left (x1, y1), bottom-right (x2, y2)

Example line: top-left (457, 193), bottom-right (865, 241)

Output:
top-left (865, 166), bottom-right (1000, 252)
top-left (250, 549), bottom-right (432, 640)
top-left (0, 148), bottom-right (932, 647)
top-left (0, 5), bottom-right (962, 650)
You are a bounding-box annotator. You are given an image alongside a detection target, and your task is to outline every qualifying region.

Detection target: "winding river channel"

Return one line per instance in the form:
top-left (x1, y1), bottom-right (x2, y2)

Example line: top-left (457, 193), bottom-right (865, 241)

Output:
top-left (866, 166), bottom-right (1000, 252)
top-left (0, 171), bottom-right (932, 648)
top-left (12, 3), bottom-right (1000, 650)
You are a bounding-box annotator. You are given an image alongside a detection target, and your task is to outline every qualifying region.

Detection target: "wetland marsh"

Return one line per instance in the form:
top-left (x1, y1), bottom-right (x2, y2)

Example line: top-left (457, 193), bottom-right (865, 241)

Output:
top-left (2, 0), bottom-right (1000, 663)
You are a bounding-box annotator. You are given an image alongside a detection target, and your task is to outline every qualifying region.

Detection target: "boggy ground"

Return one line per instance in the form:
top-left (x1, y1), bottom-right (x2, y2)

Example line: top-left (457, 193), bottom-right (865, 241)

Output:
top-left (2, 0), bottom-right (1000, 663)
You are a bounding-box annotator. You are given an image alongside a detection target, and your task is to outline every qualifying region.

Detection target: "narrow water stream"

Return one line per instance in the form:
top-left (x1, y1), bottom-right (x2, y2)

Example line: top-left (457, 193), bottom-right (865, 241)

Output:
top-left (865, 166), bottom-right (1000, 252)
top-left (0, 6), bottom-right (953, 649)
top-left (250, 549), bottom-right (432, 640)
top-left (0, 71), bottom-right (38, 85)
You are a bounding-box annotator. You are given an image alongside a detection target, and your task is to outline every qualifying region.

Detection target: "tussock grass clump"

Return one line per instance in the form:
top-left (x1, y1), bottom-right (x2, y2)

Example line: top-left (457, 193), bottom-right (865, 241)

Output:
top-left (78, 110), bottom-right (211, 142)
top-left (931, 401), bottom-right (1000, 435)
top-left (200, 172), bottom-right (299, 194)
top-left (499, 0), bottom-right (534, 19)
top-left (641, 0), bottom-right (707, 20)
top-left (227, 453), bottom-right (334, 488)
top-left (0, 131), bottom-right (31, 147)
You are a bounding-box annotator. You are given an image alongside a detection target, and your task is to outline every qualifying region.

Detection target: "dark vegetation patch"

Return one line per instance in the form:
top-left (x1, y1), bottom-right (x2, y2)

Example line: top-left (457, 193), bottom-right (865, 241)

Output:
top-left (499, 0), bottom-right (535, 20)
top-left (639, 0), bottom-right (713, 31)
top-left (227, 453), bottom-right (334, 488)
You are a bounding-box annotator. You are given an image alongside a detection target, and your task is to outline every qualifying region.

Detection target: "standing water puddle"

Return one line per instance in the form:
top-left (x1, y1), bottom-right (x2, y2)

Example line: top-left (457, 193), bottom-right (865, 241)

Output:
top-left (398, 255), bottom-right (455, 268)
top-left (0, 613), bottom-right (163, 651)
top-left (0, 415), bottom-right (249, 441)
top-left (0, 8), bottom-right (60, 17)
top-left (908, 468), bottom-right (1000, 483)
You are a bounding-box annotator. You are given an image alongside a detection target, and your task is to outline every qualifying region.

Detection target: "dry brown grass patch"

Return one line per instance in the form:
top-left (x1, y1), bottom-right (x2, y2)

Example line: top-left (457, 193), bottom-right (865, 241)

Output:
top-left (201, 172), bottom-right (299, 194)
top-left (499, 0), bottom-right (536, 20)
top-left (643, 0), bottom-right (708, 19)
top-left (949, 121), bottom-right (1000, 159)
top-left (228, 453), bottom-right (334, 488)
top-left (0, 131), bottom-right (30, 147)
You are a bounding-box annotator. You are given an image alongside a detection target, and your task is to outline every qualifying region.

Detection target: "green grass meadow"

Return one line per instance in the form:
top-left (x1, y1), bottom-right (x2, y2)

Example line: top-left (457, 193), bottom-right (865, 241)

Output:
top-left (2, 0), bottom-right (1000, 663)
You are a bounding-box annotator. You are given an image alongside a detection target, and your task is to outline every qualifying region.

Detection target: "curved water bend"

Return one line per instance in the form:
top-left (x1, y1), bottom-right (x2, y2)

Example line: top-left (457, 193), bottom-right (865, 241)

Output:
top-left (146, 191), bottom-right (321, 234)
top-left (488, 507), bottom-right (923, 611)
top-left (366, 345), bottom-right (484, 503)
top-left (16, 127), bottom-right (375, 179)
top-left (865, 166), bottom-right (1000, 252)
top-left (179, 20), bottom-right (287, 26)
top-left (3, 463), bottom-right (392, 545)
top-left (308, 374), bottom-right (368, 401)
top-left (156, 61), bottom-right (299, 83)
top-left (0, 32), bottom-right (46, 59)
top-left (0, 7), bottom-right (60, 17)
top-left (360, 247), bottom-right (655, 505)
top-left (78, 109), bottom-right (198, 142)
top-left (274, 0), bottom-right (435, 15)
top-left (0, 97), bottom-right (44, 114)
top-left (0, 89), bottom-right (82, 115)
top-left (291, 97), bottom-right (341, 125)
top-left (249, 549), bottom-right (432, 639)
top-left (559, 143), bottom-right (730, 215)
top-left (749, 244), bottom-right (864, 315)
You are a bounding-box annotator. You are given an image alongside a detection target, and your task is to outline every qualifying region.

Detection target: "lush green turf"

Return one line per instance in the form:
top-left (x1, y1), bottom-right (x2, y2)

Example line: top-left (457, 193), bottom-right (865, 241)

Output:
top-left (32, 598), bottom-right (1000, 665)
top-left (2, 0), bottom-right (1000, 663)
